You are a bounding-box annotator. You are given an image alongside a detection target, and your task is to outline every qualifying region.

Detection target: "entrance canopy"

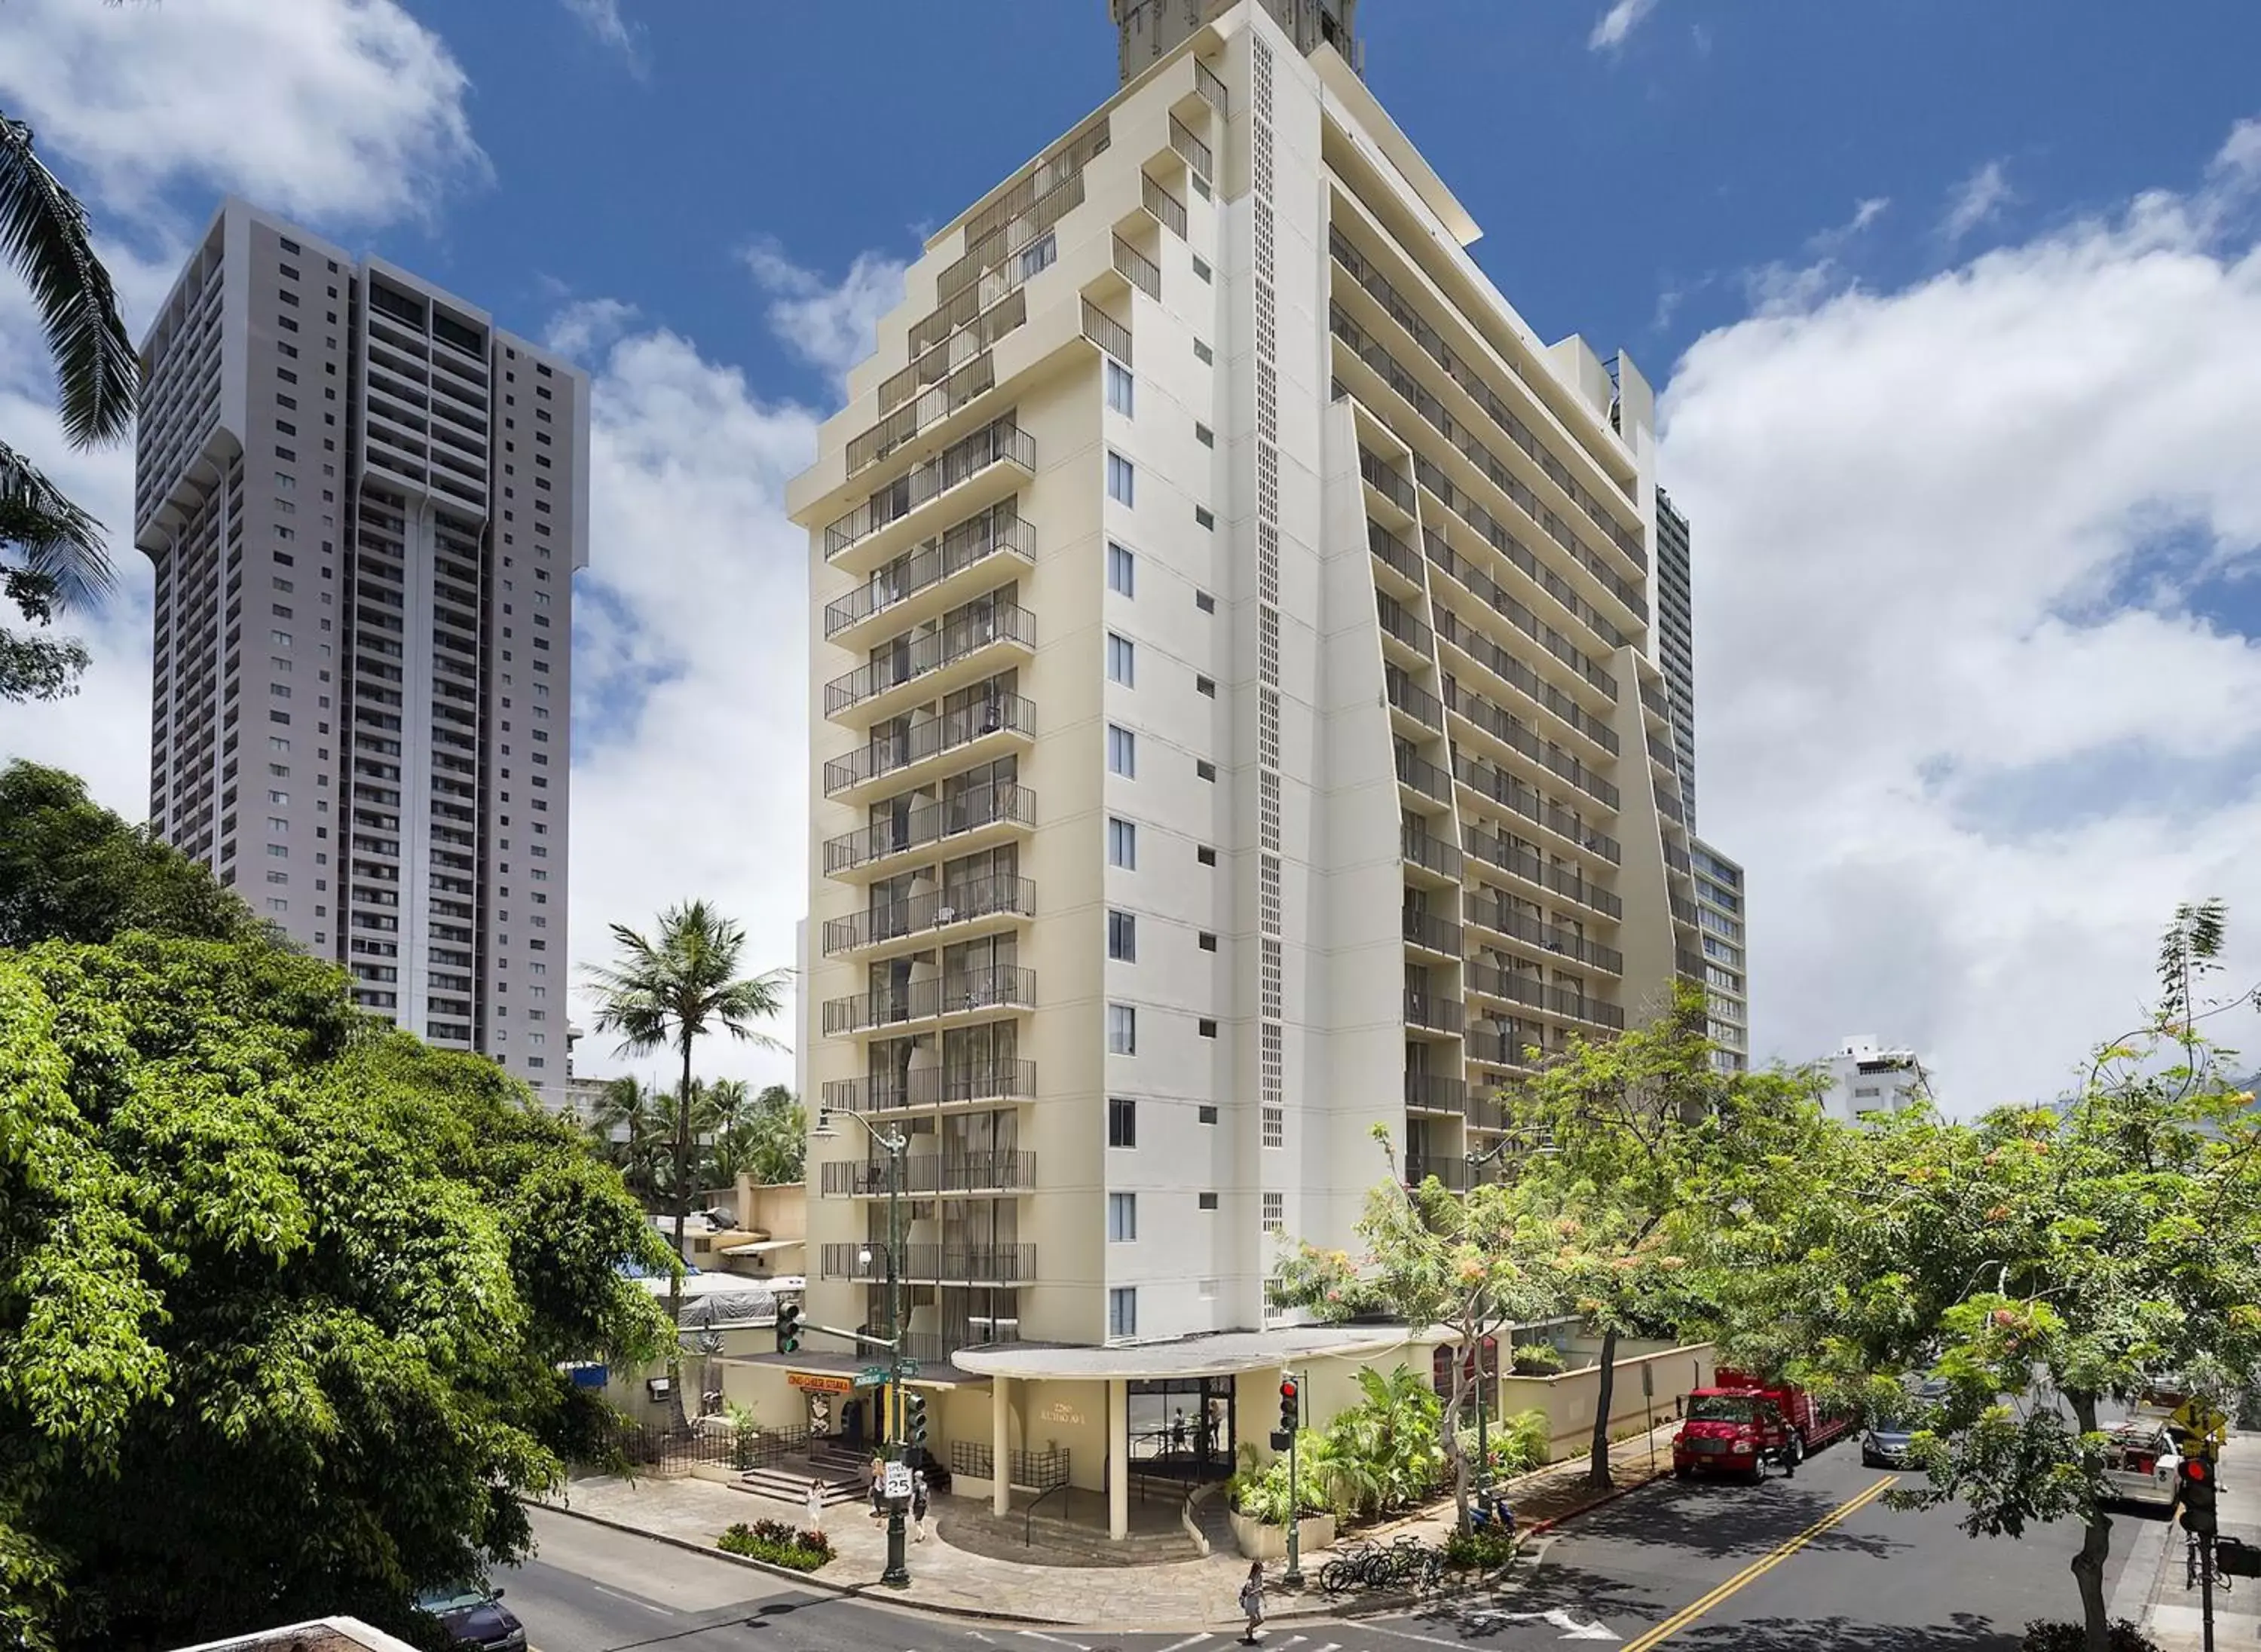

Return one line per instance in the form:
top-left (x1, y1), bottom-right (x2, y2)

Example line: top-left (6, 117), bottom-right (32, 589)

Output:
top-left (951, 1324), bottom-right (1412, 1382)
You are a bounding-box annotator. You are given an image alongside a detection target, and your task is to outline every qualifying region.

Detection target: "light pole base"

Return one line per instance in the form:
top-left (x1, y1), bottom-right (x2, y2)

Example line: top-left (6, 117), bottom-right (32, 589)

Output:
top-left (883, 1509), bottom-right (910, 1586)
top-left (1282, 1567), bottom-right (1305, 1589)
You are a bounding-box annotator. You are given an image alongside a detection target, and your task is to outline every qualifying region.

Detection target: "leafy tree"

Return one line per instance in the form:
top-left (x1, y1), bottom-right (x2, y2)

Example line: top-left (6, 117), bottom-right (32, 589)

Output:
top-left (0, 935), bottom-right (670, 1651)
top-left (709, 1081), bottom-right (806, 1188)
top-left (588, 1074), bottom-right (672, 1204)
top-left (1, 112), bottom-right (137, 703)
top-left (581, 903), bottom-right (787, 1430)
top-left (1725, 901), bottom-right (2261, 1652)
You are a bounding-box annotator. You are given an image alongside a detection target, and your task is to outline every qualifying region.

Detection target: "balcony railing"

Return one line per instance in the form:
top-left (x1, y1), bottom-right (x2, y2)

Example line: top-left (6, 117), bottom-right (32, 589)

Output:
top-left (1195, 57), bottom-right (1229, 115)
top-left (1112, 234), bottom-right (1161, 301)
top-left (1671, 894), bottom-right (1700, 927)
top-left (825, 512), bottom-right (1034, 638)
top-left (1358, 446), bottom-right (1418, 516)
top-left (1665, 840), bottom-right (1693, 876)
top-left (825, 420), bottom-right (1036, 561)
top-left (1405, 988), bottom-right (1464, 1035)
top-left (1404, 1156), bottom-right (1470, 1192)
top-left (1466, 1023), bottom-right (1555, 1071)
top-left (819, 1152), bottom-right (1038, 1198)
top-left (1462, 892), bottom-right (1623, 975)
top-left (1385, 668), bottom-right (1445, 734)
top-left (1170, 115), bottom-right (1213, 179)
top-left (822, 783), bottom-right (1036, 876)
top-left (823, 604), bottom-right (1037, 717)
top-left (1401, 824), bottom-right (1462, 881)
top-left (1441, 675), bottom-right (1619, 809)
top-left (847, 350), bottom-right (996, 476)
top-left (1404, 1070), bottom-right (1467, 1114)
top-left (1141, 173), bottom-right (1187, 238)
top-left (821, 965), bottom-right (1038, 1037)
top-left (1377, 595), bottom-right (1433, 657)
top-left (820, 1243), bottom-right (1038, 1284)
top-left (1654, 783), bottom-right (1685, 826)
top-left (1462, 826), bottom-right (1624, 921)
top-left (821, 693), bottom-right (1037, 797)
top-left (1418, 521), bottom-right (1619, 700)
top-left (942, 168), bottom-right (1088, 303)
top-left (820, 1060), bottom-right (1038, 1115)
top-left (1082, 298), bottom-right (1133, 366)
top-left (1465, 960), bottom-right (1625, 1029)
top-left (1641, 679), bottom-right (1670, 722)
top-left (821, 875), bottom-right (1037, 956)
top-left (1431, 602), bottom-right (1618, 756)
top-left (1394, 744), bottom-right (1453, 805)
top-left (880, 288), bottom-right (1026, 416)
top-left (1677, 948), bottom-right (1709, 982)
top-left (1402, 908), bottom-right (1464, 956)
top-left (1453, 752), bottom-right (1620, 865)
top-left (1368, 519), bottom-right (1425, 588)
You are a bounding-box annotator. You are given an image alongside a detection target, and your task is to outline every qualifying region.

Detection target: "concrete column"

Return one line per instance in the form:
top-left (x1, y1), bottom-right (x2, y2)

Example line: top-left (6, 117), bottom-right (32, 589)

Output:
top-left (992, 1376), bottom-right (1011, 1516)
top-left (1108, 1378), bottom-right (1129, 1540)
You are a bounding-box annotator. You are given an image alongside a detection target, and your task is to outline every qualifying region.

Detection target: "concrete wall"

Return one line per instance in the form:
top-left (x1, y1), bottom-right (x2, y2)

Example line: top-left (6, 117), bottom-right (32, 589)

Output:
top-left (1498, 1341), bottom-right (1715, 1461)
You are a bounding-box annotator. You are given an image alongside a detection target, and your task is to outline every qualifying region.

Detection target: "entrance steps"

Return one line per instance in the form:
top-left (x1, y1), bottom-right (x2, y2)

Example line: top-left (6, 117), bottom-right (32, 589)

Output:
top-left (935, 1486), bottom-right (1204, 1568)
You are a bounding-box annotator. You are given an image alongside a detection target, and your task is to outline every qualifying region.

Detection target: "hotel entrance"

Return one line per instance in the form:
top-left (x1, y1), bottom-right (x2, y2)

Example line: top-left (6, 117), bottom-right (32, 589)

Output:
top-left (1126, 1375), bottom-right (1236, 1482)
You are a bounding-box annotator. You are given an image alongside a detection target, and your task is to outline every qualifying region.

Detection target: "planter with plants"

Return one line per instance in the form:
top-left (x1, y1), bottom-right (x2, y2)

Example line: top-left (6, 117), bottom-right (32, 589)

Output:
top-left (717, 1519), bottom-right (834, 1572)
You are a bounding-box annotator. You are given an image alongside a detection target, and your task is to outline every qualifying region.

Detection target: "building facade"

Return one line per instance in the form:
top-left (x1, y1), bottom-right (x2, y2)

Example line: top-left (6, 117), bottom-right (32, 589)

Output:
top-left (1818, 1035), bottom-right (1932, 1123)
top-left (1654, 488), bottom-right (1697, 824)
top-left (1689, 838), bottom-right (1747, 1072)
top-left (785, 1), bottom-right (1712, 1378)
top-left (134, 197), bottom-right (588, 1098)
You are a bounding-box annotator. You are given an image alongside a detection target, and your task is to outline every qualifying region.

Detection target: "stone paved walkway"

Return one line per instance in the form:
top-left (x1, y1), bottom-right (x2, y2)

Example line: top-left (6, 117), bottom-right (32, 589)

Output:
top-left (543, 1421), bottom-right (1681, 1629)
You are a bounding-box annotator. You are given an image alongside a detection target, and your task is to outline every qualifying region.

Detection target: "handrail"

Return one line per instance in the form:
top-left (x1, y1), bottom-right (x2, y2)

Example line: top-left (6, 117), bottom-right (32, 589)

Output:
top-left (1026, 1481), bottom-right (1070, 1546)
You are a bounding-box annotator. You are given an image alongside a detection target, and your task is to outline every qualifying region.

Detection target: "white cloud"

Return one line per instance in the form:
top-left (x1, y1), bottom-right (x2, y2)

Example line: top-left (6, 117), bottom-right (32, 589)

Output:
top-left (1940, 158), bottom-right (2015, 243)
top-left (0, 0), bottom-right (484, 231)
top-left (742, 239), bottom-right (909, 387)
top-left (559, 0), bottom-right (647, 76)
top-left (1806, 196), bottom-right (1890, 258)
top-left (545, 297), bottom-right (640, 361)
top-left (1589, 0), bottom-right (1662, 53)
top-left (1660, 115), bottom-right (2261, 1112)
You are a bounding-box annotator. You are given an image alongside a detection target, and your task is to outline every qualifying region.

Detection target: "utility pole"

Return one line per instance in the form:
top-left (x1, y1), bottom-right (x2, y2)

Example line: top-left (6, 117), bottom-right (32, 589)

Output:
top-left (813, 1109), bottom-right (911, 1587)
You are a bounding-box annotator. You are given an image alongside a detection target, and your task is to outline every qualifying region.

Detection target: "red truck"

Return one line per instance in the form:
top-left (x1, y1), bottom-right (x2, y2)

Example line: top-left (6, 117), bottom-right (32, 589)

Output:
top-left (1672, 1368), bottom-right (1854, 1482)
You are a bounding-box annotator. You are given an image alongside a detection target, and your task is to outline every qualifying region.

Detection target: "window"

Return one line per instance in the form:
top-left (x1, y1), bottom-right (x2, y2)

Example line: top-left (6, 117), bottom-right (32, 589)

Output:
top-left (1108, 909), bottom-right (1138, 962)
top-left (1196, 675), bottom-right (1216, 697)
top-left (1107, 724), bottom-right (1137, 779)
top-left (1109, 1192), bottom-right (1138, 1243)
top-left (1262, 1106), bottom-right (1284, 1148)
top-left (1106, 359), bottom-right (1134, 416)
top-left (1195, 760), bottom-right (1216, 782)
top-left (267, 790), bottom-right (288, 806)
top-left (1195, 422), bottom-right (1214, 447)
top-left (1108, 541), bottom-right (1135, 597)
top-left (1198, 1018), bottom-right (1218, 1038)
top-left (1198, 1104), bottom-right (1219, 1124)
top-left (1194, 506), bottom-right (1214, 531)
top-left (1109, 1287), bottom-right (1138, 1338)
top-left (1107, 632), bottom-right (1136, 687)
top-left (1199, 1192), bottom-right (1219, 1211)
top-left (1198, 932), bottom-right (1218, 951)
top-left (1192, 253), bottom-right (1213, 283)
top-left (1107, 815), bottom-right (1138, 869)
top-left (1262, 1192), bottom-right (1284, 1234)
top-left (1195, 589), bottom-right (1216, 613)
top-left (1109, 1096), bottom-right (1137, 1147)
top-left (1020, 232), bottom-right (1057, 280)
top-left (1197, 844), bottom-right (1217, 866)
top-left (1107, 1002), bottom-right (1137, 1055)
top-left (1194, 338), bottom-right (1213, 365)
top-left (1106, 451), bottom-right (1135, 506)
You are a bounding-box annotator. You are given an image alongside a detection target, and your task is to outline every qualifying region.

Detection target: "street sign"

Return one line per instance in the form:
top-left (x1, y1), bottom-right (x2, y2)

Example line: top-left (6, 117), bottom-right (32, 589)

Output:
top-left (898, 1358), bottom-right (922, 1380)
top-left (883, 1461), bottom-right (913, 1500)
top-left (2173, 1397), bottom-right (2230, 1452)
top-left (855, 1366), bottom-right (889, 1388)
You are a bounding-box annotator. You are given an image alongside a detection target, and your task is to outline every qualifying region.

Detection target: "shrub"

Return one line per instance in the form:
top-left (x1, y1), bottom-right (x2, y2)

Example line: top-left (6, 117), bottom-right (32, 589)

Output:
top-left (1443, 1523), bottom-right (1518, 1573)
top-left (717, 1519), bottom-right (834, 1571)
top-left (1510, 1342), bottom-right (1565, 1377)
top-left (2019, 1622), bottom-right (2159, 1652)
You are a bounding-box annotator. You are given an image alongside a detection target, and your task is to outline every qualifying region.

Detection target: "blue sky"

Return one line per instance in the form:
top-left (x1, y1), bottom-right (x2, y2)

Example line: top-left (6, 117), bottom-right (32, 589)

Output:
top-left (3, 0), bottom-right (2260, 1109)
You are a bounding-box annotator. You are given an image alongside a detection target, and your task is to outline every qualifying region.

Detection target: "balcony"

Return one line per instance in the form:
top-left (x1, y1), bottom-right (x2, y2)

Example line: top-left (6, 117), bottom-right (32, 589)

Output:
top-left (1082, 298), bottom-right (1133, 366)
top-left (822, 783), bottom-right (1036, 880)
top-left (1463, 892), bottom-right (1623, 975)
top-left (1394, 745), bottom-right (1454, 808)
top-left (1169, 115), bottom-right (1213, 180)
top-left (1402, 907), bottom-right (1464, 958)
top-left (1641, 678), bottom-right (1670, 724)
top-left (1405, 988), bottom-right (1464, 1036)
top-left (1376, 594), bottom-right (1433, 660)
top-left (819, 1152), bottom-right (1038, 1198)
top-left (1467, 1023), bottom-right (1556, 1071)
top-left (820, 1060), bottom-right (1038, 1115)
top-left (1385, 668), bottom-right (1446, 736)
top-left (1671, 893), bottom-right (1701, 927)
top-left (1442, 675), bottom-right (1620, 810)
top-left (1358, 446), bottom-right (1418, 520)
top-left (1462, 826), bottom-right (1624, 921)
top-left (1654, 782), bottom-right (1686, 827)
top-left (1368, 519), bottom-right (1425, 593)
top-left (1405, 1070), bottom-right (1468, 1115)
top-left (820, 1243), bottom-right (1038, 1285)
top-left (824, 420), bottom-right (1036, 568)
top-left (1420, 523), bottom-right (1619, 701)
top-left (1452, 752), bottom-right (1621, 866)
top-left (823, 604), bottom-right (1037, 720)
top-left (1677, 948), bottom-right (1709, 982)
top-left (1403, 1156), bottom-right (1470, 1192)
top-left (825, 513), bottom-right (1036, 644)
top-left (847, 350), bottom-right (997, 476)
top-left (1465, 959), bottom-right (1626, 1031)
top-left (1112, 234), bottom-right (1161, 301)
top-left (1400, 824), bottom-right (1462, 884)
top-left (821, 875), bottom-right (1037, 957)
top-left (821, 693), bottom-right (1036, 800)
top-left (821, 965), bottom-right (1038, 1037)
top-left (880, 288), bottom-right (1027, 418)
top-left (1431, 601), bottom-right (1619, 759)
top-left (1142, 173), bottom-right (1187, 238)
top-left (1195, 57), bottom-right (1229, 115)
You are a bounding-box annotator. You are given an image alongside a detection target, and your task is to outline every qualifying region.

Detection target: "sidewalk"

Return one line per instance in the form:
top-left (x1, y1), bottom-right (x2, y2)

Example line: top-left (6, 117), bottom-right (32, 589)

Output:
top-left (2134, 1431), bottom-right (2261, 1652)
top-left (542, 1421), bottom-right (1681, 1629)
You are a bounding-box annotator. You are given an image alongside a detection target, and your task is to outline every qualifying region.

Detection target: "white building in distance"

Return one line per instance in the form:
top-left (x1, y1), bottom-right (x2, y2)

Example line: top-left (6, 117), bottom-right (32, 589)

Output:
top-left (1819, 1034), bottom-right (1932, 1123)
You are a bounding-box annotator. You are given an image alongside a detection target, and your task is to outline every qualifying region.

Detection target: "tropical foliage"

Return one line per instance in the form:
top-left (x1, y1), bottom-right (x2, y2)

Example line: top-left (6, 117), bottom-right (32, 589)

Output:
top-left (717, 1519), bottom-right (832, 1571)
top-left (0, 764), bottom-right (671, 1652)
top-left (587, 1075), bottom-right (806, 1204)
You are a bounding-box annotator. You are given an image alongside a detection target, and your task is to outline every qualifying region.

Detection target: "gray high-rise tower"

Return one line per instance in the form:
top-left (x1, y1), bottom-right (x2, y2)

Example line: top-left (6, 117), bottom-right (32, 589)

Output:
top-left (134, 197), bottom-right (588, 1099)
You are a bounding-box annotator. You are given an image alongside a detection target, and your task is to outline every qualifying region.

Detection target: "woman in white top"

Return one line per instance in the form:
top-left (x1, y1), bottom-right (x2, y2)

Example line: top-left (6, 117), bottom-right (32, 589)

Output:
top-left (806, 1477), bottom-right (825, 1533)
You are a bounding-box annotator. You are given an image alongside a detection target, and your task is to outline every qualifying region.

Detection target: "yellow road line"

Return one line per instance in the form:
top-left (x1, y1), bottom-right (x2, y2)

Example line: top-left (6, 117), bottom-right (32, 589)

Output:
top-left (1620, 1474), bottom-right (1898, 1652)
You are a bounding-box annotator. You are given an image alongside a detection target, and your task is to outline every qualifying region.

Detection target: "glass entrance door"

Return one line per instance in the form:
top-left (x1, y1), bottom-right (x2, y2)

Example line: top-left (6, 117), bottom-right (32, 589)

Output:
top-left (1126, 1376), bottom-right (1238, 1482)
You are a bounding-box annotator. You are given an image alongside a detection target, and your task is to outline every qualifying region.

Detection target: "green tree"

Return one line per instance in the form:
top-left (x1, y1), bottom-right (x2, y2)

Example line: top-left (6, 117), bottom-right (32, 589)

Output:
top-left (588, 1074), bottom-right (672, 1205)
top-left (581, 903), bottom-right (787, 1430)
top-left (1726, 901), bottom-right (2261, 1652)
top-left (708, 1081), bottom-right (806, 1187)
top-left (0, 892), bottom-right (670, 1647)
top-left (1, 113), bottom-right (138, 703)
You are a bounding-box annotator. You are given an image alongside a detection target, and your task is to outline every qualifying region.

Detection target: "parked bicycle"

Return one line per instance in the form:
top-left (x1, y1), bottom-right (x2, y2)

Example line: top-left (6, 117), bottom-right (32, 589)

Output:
top-left (1318, 1534), bottom-right (1446, 1596)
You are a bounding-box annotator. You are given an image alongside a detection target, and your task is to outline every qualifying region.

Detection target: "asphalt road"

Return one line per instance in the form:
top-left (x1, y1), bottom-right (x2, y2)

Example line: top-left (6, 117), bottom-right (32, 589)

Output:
top-left (506, 1438), bottom-right (2165, 1652)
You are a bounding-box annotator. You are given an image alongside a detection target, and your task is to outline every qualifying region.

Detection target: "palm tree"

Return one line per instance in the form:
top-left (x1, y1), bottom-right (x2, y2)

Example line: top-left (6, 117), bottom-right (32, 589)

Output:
top-left (589, 1075), bottom-right (671, 1204)
top-left (582, 902), bottom-right (788, 1430)
top-left (1, 112), bottom-right (138, 703)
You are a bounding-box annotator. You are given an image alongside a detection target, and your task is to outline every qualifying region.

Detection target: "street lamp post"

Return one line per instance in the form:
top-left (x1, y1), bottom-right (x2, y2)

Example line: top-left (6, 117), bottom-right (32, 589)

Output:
top-left (815, 1107), bottom-right (912, 1587)
top-left (1462, 1127), bottom-right (1558, 1516)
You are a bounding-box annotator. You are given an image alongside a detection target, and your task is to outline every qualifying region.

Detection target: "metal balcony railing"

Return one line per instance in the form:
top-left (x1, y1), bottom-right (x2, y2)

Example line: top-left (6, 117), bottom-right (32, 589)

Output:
top-left (942, 168), bottom-right (1088, 303)
top-left (848, 351), bottom-right (997, 475)
top-left (1453, 752), bottom-right (1621, 864)
top-left (1112, 234), bottom-right (1161, 301)
top-left (1141, 173), bottom-right (1187, 238)
top-left (1082, 298), bottom-right (1133, 366)
top-left (821, 693), bottom-right (1037, 797)
top-left (1404, 988), bottom-right (1464, 1036)
top-left (880, 288), bottom-right (1026, 416)
top-left (1385, 668), bottom-right (1446, 734)
top-left (820, 1060), bottom-right (1039, 1115)
top-left (1671, 894), bottom-right (1701, 927)
top-left (1403, 1155), bottom-right (1470, 1192)
top-left (1466, 963), bottom-right (1626, 1029)
top-left (1359, 446), bottom-right (1418, 516)
top-left (1654, 783), bottom-right (1686, 826)
top-left (1430, 602), bottom-right (1618, 755)
top-left (821, 965), bottom-right (1038, 1037)
top-left (1404, 1070), bottom-right (1467, 1114)
top-left (1368, 519), bottom-right (1425, 587)
top-left (822, 783), bottom-right (1036, 876)
top-left (1441, 675), bottom-right (1620, 809)
top-left (825, 513), bottom-right (1034, 638)
top-left (1641, 679), bottom-right (1670, 722)
top-left (821, 875), bottom-right (1036, 956)
top-left (1376, 594), bottom-right (1433, 656)
top-left (1195, 57), bottom-right (1229, 115)
top-left (823, 604), bottom-right (1036, 717)
top-left (1462, 892), bottom-right (1624, 975)
top-left (1461, 827), bottom-right (1624, 922)
top-left (819, 1152), bottom-right (1038, 1198)
top-left (1677, 948), bottom-right (1709, 982)
top-left (821, 1243), bottom-right (1038, 1285)
top-left (1418, 522), bottom-right (1620, 699)
top-left (1170, 115), bottom-right (1213, 179)
top-left (1394, 744), bottom-right (1454, 806)
top-left (1402, 908), bottom-right (1464, 956)
top-left (1466, 1023), bottom-right (1555, 1071)
top-left (825, 421), bottom-right (1036, 561)
top-left (1400, 824), bottom-right (1462, 881)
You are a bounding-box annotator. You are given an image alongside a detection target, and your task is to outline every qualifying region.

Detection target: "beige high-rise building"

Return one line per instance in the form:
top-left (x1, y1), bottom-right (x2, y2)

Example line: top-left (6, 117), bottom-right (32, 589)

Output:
top-left (781, 0), bottom-right (1708, 1467)
top-left (135, 198), bottom-right (589, 1100)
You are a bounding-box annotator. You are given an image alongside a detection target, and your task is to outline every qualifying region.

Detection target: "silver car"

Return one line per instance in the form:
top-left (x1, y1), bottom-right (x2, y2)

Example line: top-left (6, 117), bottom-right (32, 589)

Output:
top-left (1862, 1379), bottom-right (1948, 1468)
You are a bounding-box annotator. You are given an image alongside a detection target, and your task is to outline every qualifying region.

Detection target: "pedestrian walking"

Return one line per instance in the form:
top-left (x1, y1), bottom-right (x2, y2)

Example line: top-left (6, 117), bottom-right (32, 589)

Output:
top-left (869, 1455), bottom-right (886, 1519)
top-left (1238, 1561), bottom-right (1265, 1643)
top-left (911, 1470), bottom-right (930, 1543)
top-left (806, 1477), bottom-right (825, 1534)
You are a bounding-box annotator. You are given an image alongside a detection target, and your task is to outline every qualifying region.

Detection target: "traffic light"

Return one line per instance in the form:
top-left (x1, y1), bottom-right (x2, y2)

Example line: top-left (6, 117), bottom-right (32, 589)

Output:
top-left (2181, 1456), bottom-right (2218, 1535)
top-left (1280, 1378), bottom-right (1299, 1433)
top-left (775, 1298), bottom-right (802, 1355)
top-left (905, 1390), bottom-right (929, 1450)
